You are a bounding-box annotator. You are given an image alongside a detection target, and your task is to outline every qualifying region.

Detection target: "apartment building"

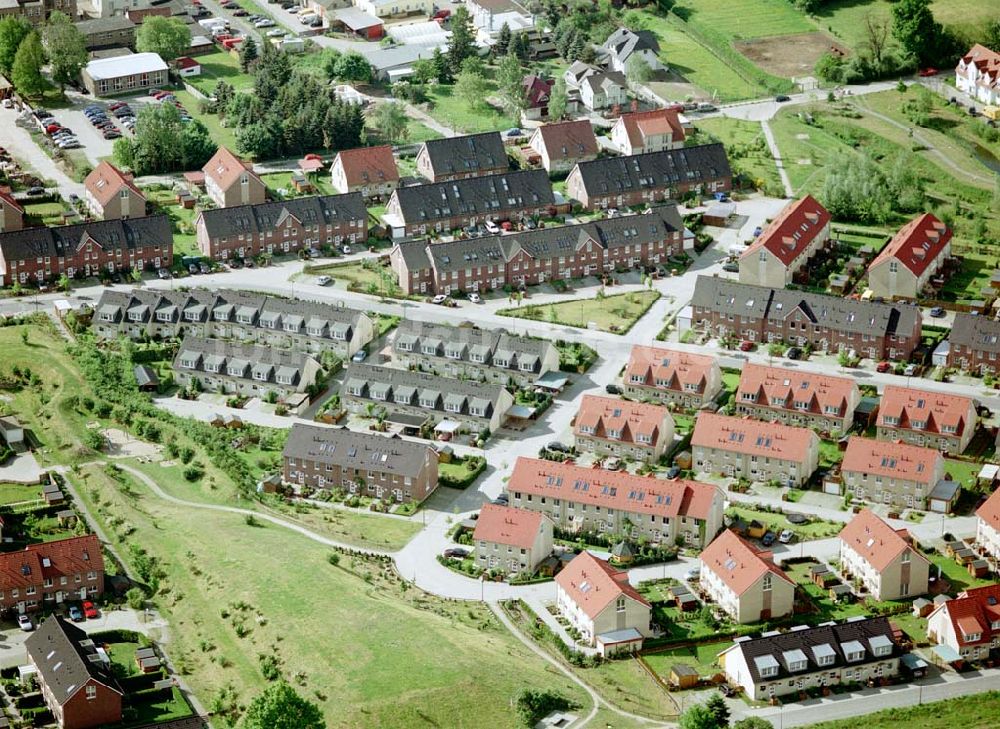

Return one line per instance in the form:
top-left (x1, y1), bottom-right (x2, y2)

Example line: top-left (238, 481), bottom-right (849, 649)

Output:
top-left (527, 120), bottom-right (600, 173)
top-left (692, 412), bottom-right (820, 486)
top-left (282, 423), bottom-right (439, 504)
top-left (946, 312), bottom-right (1000, 375)
top-left (391, 320), bottom-right (560, 387)
top-left (0, 535), bottom-right (104, 614)
top-left (573, 394), bottom-right (675, 463)
top-left (473, 504), bottom-right (553, 574)
top-left (975, 487), bottom-right (1000, 564)
top-left (555, 551), bottom-right (651, 656)
top-left (196, 192), bottom-right (367, 261)
top-left (341, 363), bottom-right (514, 434)
top-left (621, 344), bottom-right (722, 408)
top-left (565, 143), bottom-right (731, 210)
top-left (720, 617), bottom-right (902, 700)
top-left (691, 277), bottom-right (923, 361)
top-left (93, 288), bottom-right (374, 358)
top-left (699, 529), bottom-right (795, 623)
top-left (840, 437), bottom-right (944, 511)
top-left (173, 336), bottom-right (322, 399)
top-left (927, 584), bottom-right (1000, 661)
top-left (867, 213), bottom-right (952, 300)
top-left (738, 196), bottom-right (831, 288)
top-left (83, 161), bottom-right (146, 220)
top-left (734, 363), bottom-right (860, 434)
top-left (838, 509), bottom-right (930, 601)
top-left (956, 44), bottom-right (1000, 106)
top-left (0, 215), bottom-right (171, 286)
top-left (202, 147), bottom-right (266, 209)
top-left (507, 456), bottom-right (724, 548)
top-left (330, 145), bottom-right (400, 200)
top-left (415, 132), bottom-right (509, 182)
top-left (0, 0), bottom-right (75, 26)
top-left (876, 385), bottom-right (977, 454)
top-left (77, 16), bottom-right (137, 51)
top-left (610, 107), bottom-right (685, 156)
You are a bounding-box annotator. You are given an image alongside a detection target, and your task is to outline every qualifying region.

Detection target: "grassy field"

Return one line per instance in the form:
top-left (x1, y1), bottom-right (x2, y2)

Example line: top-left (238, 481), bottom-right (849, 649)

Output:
top-left (174, 90), bottom-right (239, 156)
top-left (927, 551), bottom-right (995, 593)
top-left (305, 260), bottom-right (412, 299)
top-left (72, 464), bottom-right (588, 728)
top-left (673, 0), bottom-right (814, 40)
top-left (499, 290), bottom-right (660, 334)
top-left (404, 118), bottom-right (443, 143)
top-left (589, 659), bottom-right (678, 720)
top-left (424, 83), bottom-right (513, 135)
top-left (809, 690), bottom-right (1000, 729)
top-left (260, 171), bottom-right (337, 197)
top-left (23, 201), bottom-right (70, 227)
top-left (695, 118), bottom-right (783, 193)
top-left (814, 0), bottom-right (998, 50)
top-left (186, 51), bottom-right (255, 96)
top-left (0, 482), bottom-right (43, 505)
top-left (643, 640), bottom-right (730, 678)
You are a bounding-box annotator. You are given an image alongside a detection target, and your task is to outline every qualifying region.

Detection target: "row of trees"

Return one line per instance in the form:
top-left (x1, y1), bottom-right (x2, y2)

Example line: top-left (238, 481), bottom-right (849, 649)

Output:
top-left (112, 102), bottom-right (215, 176)
top-left (0, 13), bottom-right (86, 97)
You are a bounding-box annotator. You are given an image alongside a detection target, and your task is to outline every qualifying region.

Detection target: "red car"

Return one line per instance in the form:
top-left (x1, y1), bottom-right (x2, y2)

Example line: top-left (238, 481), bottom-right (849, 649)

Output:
top-left (876, 361), bottom-right (891, 373)
top-left (82, 600), bottom-right (98, 619)
top-left (44, 124), bottom-right (61, 134)
top-left (918, 68), bottom-right (938, 77)
top-left (739, 340), bottom-right (755, 352)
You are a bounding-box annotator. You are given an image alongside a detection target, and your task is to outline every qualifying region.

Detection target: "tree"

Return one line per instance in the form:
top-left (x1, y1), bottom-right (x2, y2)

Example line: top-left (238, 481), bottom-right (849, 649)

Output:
top-left (679, 704), bottom-right (722, 729)
top-left (704, 693), bottom-right (730, 727)
top-left (733, 719), bottom-right (773, 729)
top-left (448, 5), bottom-right (476, 66)
top-left (320, 47), bottom-right (342, 79)
top-left (369, 101), bottom-right (408, 144)
top-left (814, 52), bottom-right (844, 82)
top-left (891, 0), bottom-right (941, 67)
top-left (11, 31), bottom-right (45, 98)
top-left (862, 13), bottom-right (890, 72)
top-left (495, 22), bottom-right (512, 56)
top-left (41, 12), bottom-right (87, 90)
top-left (125, 587), bottom-right (145, 610)
top-left (431, 46), bottom-right (452, 84)
top-left (496, 51), bottom-right (526, 119)
top-left (514, 689), bottom-right (572, 727)
top-left (135, 16), bottom-right (191, 63)
top-left (821, 150), bottom-right (893, 224)
top-left (333, 52), bottom-right (373, 84)
top-left (985, 18), bottom-right (1000, 53)
top-left (410, 58), bottom-right (436, 85)
top-left (626, 54), bottom-right (654, 83)
top-left (0, 16), bottom-right (30, 77)
top-left (240, 683), bottom-right (324, 729)
top-left (548, 77), bottom-right (568, 120)
top-left (239, 35), bottom-right (258, 72)
top-left (454, 68), bottom-right (489, 113)
top-left (513, 31), bottom-right (531, 61)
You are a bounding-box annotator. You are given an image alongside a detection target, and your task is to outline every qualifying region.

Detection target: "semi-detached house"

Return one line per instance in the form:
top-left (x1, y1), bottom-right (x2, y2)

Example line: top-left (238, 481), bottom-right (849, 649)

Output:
top-left (610, 107), bottom-right (686, 156)
top-left (866, 213), bottom-right (952, 300)
top-left (83, 161), bottom-right (146, 221)
top-left (473, 503), bottom-right (553, 574)
top-left (506, 456), bottom-right (724, 547)
top-left (202, 147), bottom-right (266, 209)
top-left (573, 394), bottom-right (675, 464)
top-left (838, 509), bottom-right (930, 601)
top-left (928, 583), bottom-right (1000, 661)
top-left (948, 312), bottom-right (1000, 374)
top-left (0, 535), bottom-right (104, 615)
top-left (196, 192), bottom-right (368, 261)
top-left (976, 487), bottom-right (1000, 564)
top-left (876, 385), bottom-right (977, 454)
top-left (738, 195), bottom-right (831, 288)
top-left (330, 145), bottom-right (400, 201)
top-left (92, 288), bottom-right (374, 358)
top-left (840, 436), bottom-right (944, 511)
top-left (383, 169), bottom-right (554, 239)
top-left (527, 119), bottom-right (599, 173)
top-left (956, 44), bottom-right (1000, 106)
top-left (389, 204), bottom-right (686, 294)
top-left (0, 188), bottom-right (24, 233)
top-left (282, 423), bottom-right (439, 504)
top-left (391, 320), bottom-right (559, 387)
top-left (621, 344), bottom-right (722, 408)
top-left (699, 528), bottom-right (795, 623)
top-left (735, 363), bottom-right (859, 434)
top-left (690, 276), bottom-right (923, 361)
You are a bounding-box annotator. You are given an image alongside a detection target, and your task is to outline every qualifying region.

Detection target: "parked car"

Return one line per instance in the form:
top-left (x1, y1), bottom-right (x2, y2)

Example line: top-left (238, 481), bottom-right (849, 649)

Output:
top-left (317, 275), bottom-right (332, 286)
top-left (929, 306), bottom-right (945, 318)
top-left (546, 441), bottom-right (570, 453)
top-left (351, 349), bottom-right (368, 363)
top-left (68, 605), bottom-right (84, 622)
top-left (603, 457), bottom-right (622, 471)
top-left (468, 292), bottom-right (482, 303)
top-left (786, 346), bottom-right (802, 360)
top-left (775, 94), bottom-right (791, 102)
top-left (605, 384), bottom-right (622, 395)
top-left (233, 8), bottom-right (248, 14)
top-left (903, 363), bottom-right (919, 377)
top-left (254, 18), bottom-right (275, 26)
top-left (267, 28), bottom-right (286, 36)
top-left (26, 186), bottom-right (45, 196)
top-left (188, 263), bottom-right (199, 275)
top-left (778, 529), bottom-right (794, 544)
top-left (918, 68), bottom-right (939, 77)
top-left (157, 268), bottom-right (171, 280)
top-left (722, 261), bottom-right (739, 273)
top-left (684, 568), bottom-right (700, 581)
top-left (17, 614), bottom-right (33, 631)
top-left (761, 531), bottom-right (777, 547)
top-left (718, 684), bottom-right (736, 698)
top-left (443, 547), bottom-right (469, 559)
top-left (739, 340), bottom-right (755, 352)
top-left (431, 294), bottom-right (449, 305)
top-left (665, 465), bottom-right (681, 480)
top-left (82, 601), bottom-right (99, 619)
top-left (494, 493), bottom-right (509, 504)
top-left (876, 361), bottom-right (891, 373)
top-left (484, 220), bottom-right (500, 234)
top-left (198, 262), bottom-right (211, 274)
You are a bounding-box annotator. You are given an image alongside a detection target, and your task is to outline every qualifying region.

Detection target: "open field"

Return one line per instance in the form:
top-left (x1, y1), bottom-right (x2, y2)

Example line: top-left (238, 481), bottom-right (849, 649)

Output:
top-left (674, 0), bottom-right (814, 40)
top-left (305, 259), bottom-right (412, 299)
top-left (424, 82), bottom-right (513, 134)
top-left (185, 51), bottom-right (255, 96)
top-left (809, 689), bottom-right (1000, 729)
top-left (735, 32), bottom-right (846, 79)
top-left (499, 290), bottom-right (659, 333)
top-left (643, 640), bottom-right (730, 678)
top-left (260, 170), bottom-right (337, 197)
top-left (72, 464), bottom-right (588, 728)
top-left (0, 482), bottom-right (43, 504)
top-left (695, 117), bottom-right (783, 194)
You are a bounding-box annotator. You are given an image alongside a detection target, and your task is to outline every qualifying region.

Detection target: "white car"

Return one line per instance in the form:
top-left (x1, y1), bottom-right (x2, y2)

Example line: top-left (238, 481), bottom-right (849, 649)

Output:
top-left (468, 292), bottom-right (481, 303)
top-left (317, 275), bottom-right (332, 286)
top-left (254, 18), bottom-right (275, 27)
top-left (484, 220), bottom-right (500, 234)
top-left (267, 28), bottom-right (286, 36)
top-left (17, 614), bottom-right (33, 631)
top-left (432, 294), bottom-right (449, 305)
top-left (340, 245), bottom-right (351, 255)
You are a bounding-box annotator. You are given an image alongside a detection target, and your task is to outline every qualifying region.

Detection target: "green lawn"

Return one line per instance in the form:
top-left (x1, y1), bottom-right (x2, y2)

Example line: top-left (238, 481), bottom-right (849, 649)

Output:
top-left (305, 260), bottom-right (412, 299)
top-left (809, 690), bottom-right (1000, 729)
top-left (404, 118), bottom-right (443, 143)
top-left (943, 458), bottom-right (981, 492)
top-left (145, 187), bottom-right (199, 258)
top-left (814, 0), bottom-right (998, 50)
top-left (23, 201), bottom-right (70, 227)
top-left (818, 438), bottom-right (842, 469)
top-left (927, 551), bottom-right (995, 594)
top-left (643, 641), bottom-right (730, 678)
top-left (695, 118), bottom-right (783, 194)
top-left (107, 641), bottom-right (143, 676)
top-left (673, 0), bottom-right (814, 40)
top-left (186, 50), bottom-right (255, 96)
top-left (424, 83), bottom-right (513, 135)
top-left (499, 290), bottom-right (660, 334)
top-left (129, 686), bottom-right (195, 725)
top-left (0, 482), bottom-right (43, 505)
top-left (174, 90), bottom-right (239, 156)
top-left (260, 171), bottom-right (337, 197)
top-left (726, 504), bottom-right (843, 540)
top-left (589, 659), bottom-right (677, 720)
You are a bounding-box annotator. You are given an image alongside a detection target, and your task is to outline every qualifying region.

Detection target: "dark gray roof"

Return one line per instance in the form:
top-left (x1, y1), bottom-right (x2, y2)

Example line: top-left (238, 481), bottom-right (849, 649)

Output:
top-left (570, 144), bottom-right (731, 198)
top-left (25, 616), bottom-right (122, 706)
top-left (424, 236), bottom-right (508, 273)
top-left (603, 28), bottom-right (659, 59)
top-left (343, 362), bottom-right (508, 402)
top-left (391, 170), bottom-right (555, 224)
top-left (394, 320), bottom-right (555, 363)
top-left (392, 240), bottom-right (435, 272)
top-left (949, 312), bottom-right (1000, 354)
top-left (691, 276), bottom-right (920, 338)
top-left (77, 16), bottom-right (136, 34)
top-left (174, 336), bottom-right (318, 375)
top-left (732, 617), bottom-right (899, 685)
top-left (420, 132), bottom-right (509, 178)
top-left (283, 423), bottom-right (435, 476)
top-left (582, 71), bottom-right (627, 96)
top-left (198, 193), bottom-right (366, 240)
top-left (0, 215), bottom-right (171, 262)
top-left (133, 365), bottom-right (159, 387)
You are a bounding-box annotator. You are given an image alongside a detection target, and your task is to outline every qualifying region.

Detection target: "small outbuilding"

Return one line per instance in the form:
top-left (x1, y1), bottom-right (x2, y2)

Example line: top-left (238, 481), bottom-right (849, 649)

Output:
top-left (669, 663), bottom-right (699, 689)
top-left (133, 365), bottom-right (159, 392)
top-left (174, 56), bottom-right (202, 77)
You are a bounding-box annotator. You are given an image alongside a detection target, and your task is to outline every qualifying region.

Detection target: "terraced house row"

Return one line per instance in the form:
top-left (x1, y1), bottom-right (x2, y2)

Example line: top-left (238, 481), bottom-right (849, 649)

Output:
top-left (390, 204), bottom-right (688, 295)
top-left (93, 288), bottom-right (374, 359)
top-left (391, 320), bottom-right (560, 387)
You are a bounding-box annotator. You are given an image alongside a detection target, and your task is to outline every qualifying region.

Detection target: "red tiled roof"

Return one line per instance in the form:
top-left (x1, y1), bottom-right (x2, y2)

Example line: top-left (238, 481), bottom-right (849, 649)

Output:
top-left (691, 412), bottom-right (817, 464)
top-left (699, 529), bottom-right (793, 596)
top-left (202, 147), bottom-right (258, 191)
top-left (624, 345), bottom-right (716, 393)
top-left (870, 213), bottom-right (951, 277)
top-left (522, 74), bottom-right (553, 109)
top-left (84, 161), bottom-right (143, 208)
top-left (533, 120), bottom-right (599, 160)
top-left (878, 385), bottom-right (974, 437)
top-left (838, 509), bottom-right (927, 573)
top-left (0, 187), bottom-right (23, 214)
top-left (959, 44), bottom-right (1000, 75)
top-left (619, 108), bottom-right (685, 149)
top-left (174, 56), bottom-right (200, 70)
top-left (841, 436), bottom-right (941, 485)
top-left (933, 583), bottom-right (1000, 646)
top-left (740, 195), bottom-right (830, 267)
top-left (334, 145), bottom-right (399, 188)
top-left (554, 550), bottom-right (649, 619)
top-left (976, 487), bottom-right (1000, 532)
top-left (574, 394), bottom-right (671, 446)
top-left (473, 504), bottom-right (546, 549)
top-left (737, 363), bottom-right (856, 420)
top-left (508, 457), bottom-right (719, 522)
top-left (0, 535), bottom-right (103, 593)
